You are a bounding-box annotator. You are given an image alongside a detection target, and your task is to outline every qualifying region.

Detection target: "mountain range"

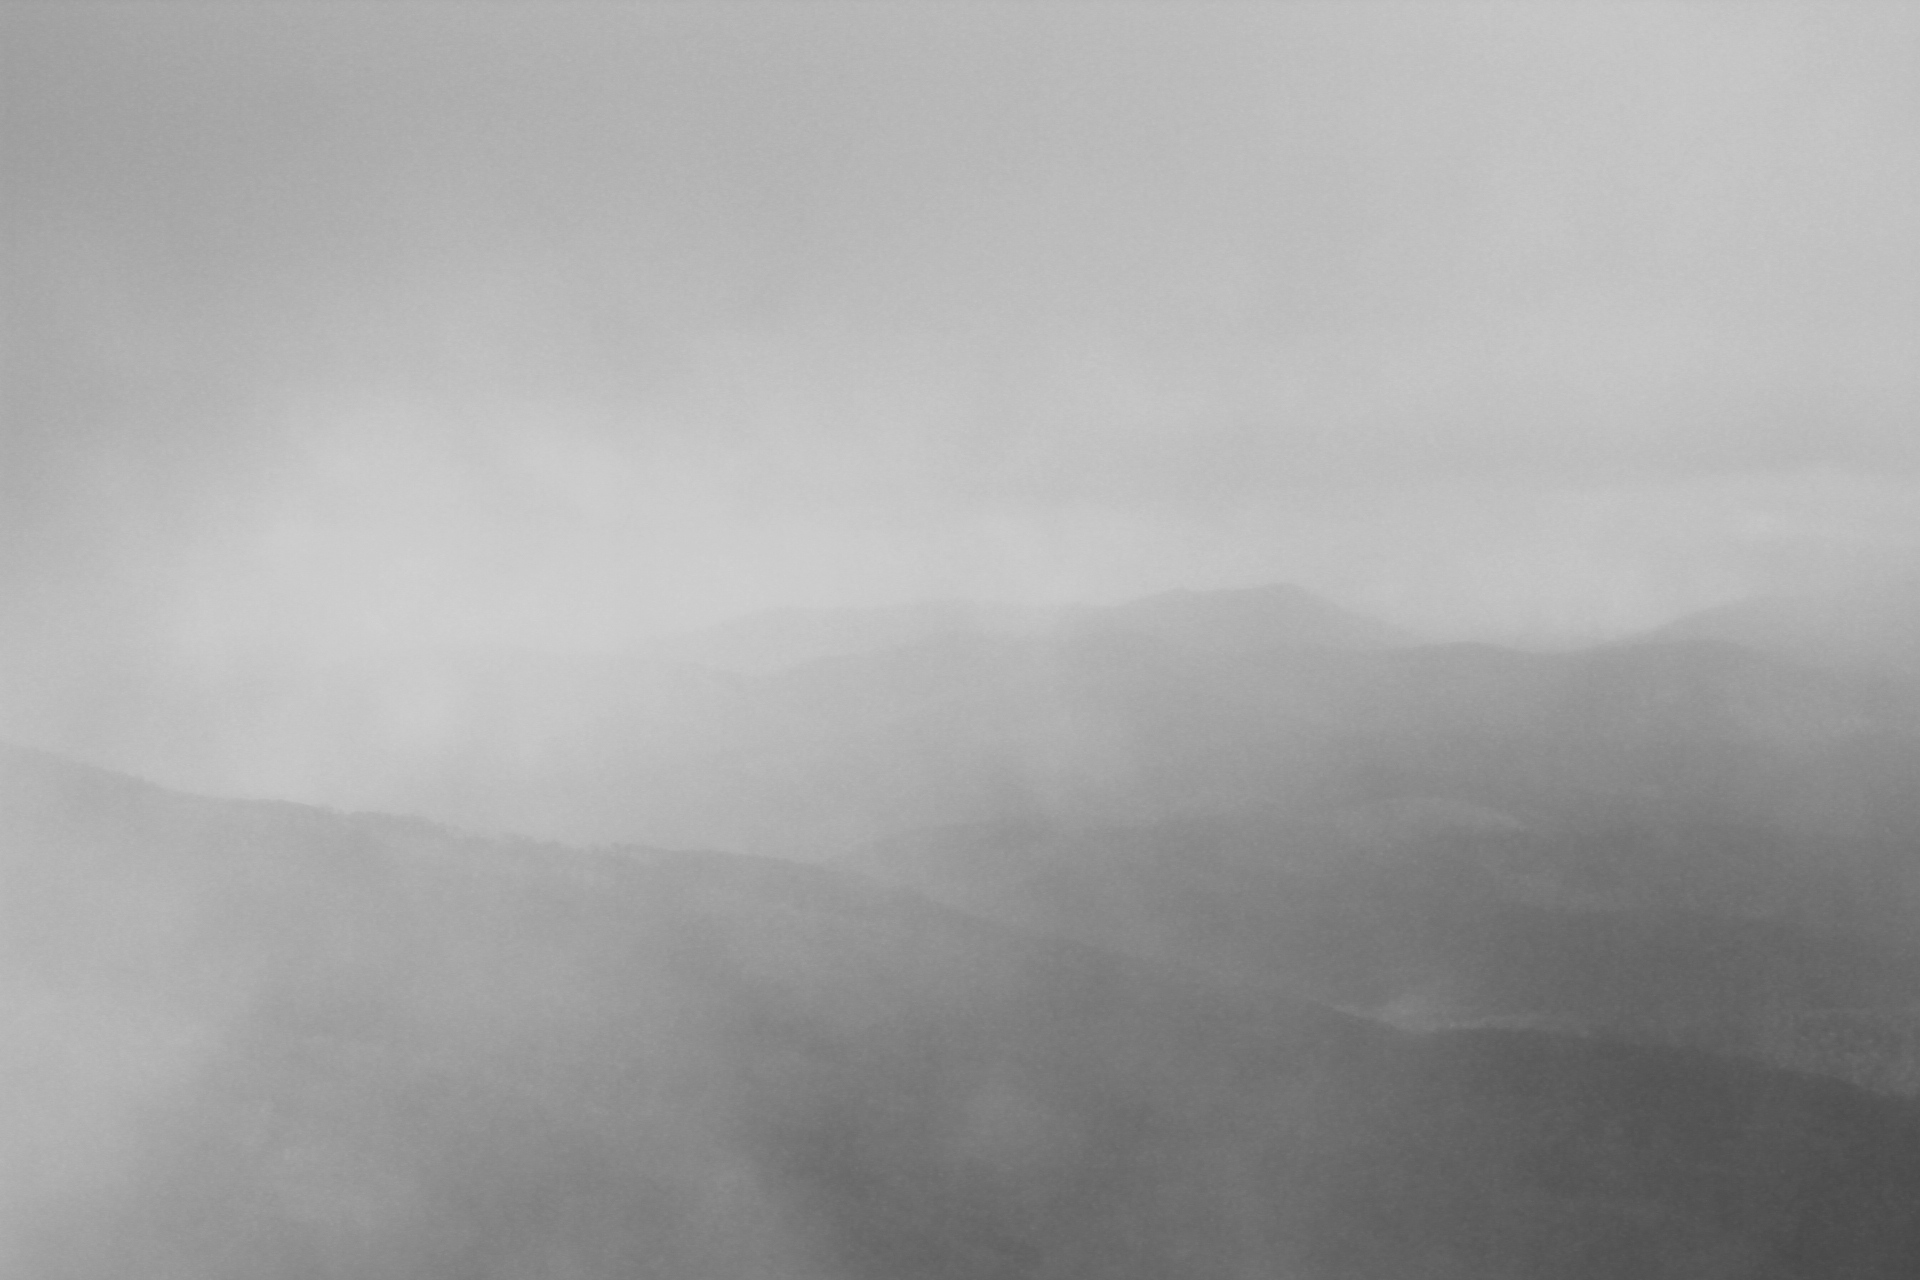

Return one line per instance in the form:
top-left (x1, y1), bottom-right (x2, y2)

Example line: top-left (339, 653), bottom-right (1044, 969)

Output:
top-left (4, 742), bottom-right (1917, 1279)
top-left (4, 579), bottom-right (1919, 1275)
top-left (8, 582), bottom-right (1917, 858)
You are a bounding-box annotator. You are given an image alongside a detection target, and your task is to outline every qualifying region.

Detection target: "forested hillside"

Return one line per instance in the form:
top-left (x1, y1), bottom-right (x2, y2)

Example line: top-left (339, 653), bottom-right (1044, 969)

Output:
top-left (6, 743), bottom-right (1918, 1279)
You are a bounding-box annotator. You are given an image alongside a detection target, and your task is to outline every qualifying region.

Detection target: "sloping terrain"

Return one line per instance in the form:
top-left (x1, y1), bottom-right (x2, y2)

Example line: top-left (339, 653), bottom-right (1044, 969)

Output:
top-left (11, 587), bottom-right (1916, 859)
top-left (0, 586), bottom-right (1430, 851)
top-left (845, 804), bottom-right (1920, 1095)
top-left (5, 744), bottom-right (1918, 1279)
top-left (1654, 578), bottom-right (1920, 685)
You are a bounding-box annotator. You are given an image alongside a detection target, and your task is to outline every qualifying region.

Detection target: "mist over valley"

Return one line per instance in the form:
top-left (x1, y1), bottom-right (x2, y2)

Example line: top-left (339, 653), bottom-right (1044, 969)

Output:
top-left (5, 4), bottom-right (1919, 1276)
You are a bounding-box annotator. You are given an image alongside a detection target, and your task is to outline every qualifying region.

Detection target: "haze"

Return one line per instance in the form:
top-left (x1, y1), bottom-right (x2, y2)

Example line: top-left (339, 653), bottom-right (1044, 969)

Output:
top-left (8, 8), bottom-right (1920, 1275)
top-left (5, 1), bottom-right (1917, 678)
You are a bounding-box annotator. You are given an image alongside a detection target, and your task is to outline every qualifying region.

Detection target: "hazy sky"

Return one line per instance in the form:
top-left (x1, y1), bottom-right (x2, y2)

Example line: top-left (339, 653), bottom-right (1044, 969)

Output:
top-left (4, 1), bottom-right (1917, 664)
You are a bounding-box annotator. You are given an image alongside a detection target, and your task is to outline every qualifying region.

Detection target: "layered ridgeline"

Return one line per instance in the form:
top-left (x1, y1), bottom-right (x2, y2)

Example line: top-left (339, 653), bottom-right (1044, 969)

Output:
top-left (9, 585), bottom-right (1917, 861)
top-left (845, 804), bottom-right (1920, 1098)
top-left (3, 743), bottom-right (1917, 1280)
top-left (1654, 575), bottom-right (1920, 686)
top-left (0, 585), bottom-right (1416, 853)
top-left (824, 586), bottom-right (1920, 1099)
top-left (7, 582), bottom-right (1919, 1108)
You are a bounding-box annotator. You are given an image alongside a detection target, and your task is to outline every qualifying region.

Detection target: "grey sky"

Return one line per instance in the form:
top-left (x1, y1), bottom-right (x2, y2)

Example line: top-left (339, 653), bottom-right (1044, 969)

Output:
top-left (4, 2), bottom-right (1917, 663)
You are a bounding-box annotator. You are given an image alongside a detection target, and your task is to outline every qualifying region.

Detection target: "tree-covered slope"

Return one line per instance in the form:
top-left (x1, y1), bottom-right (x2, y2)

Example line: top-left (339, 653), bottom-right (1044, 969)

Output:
top-left (5, 745), bottom-right (1918, 1278)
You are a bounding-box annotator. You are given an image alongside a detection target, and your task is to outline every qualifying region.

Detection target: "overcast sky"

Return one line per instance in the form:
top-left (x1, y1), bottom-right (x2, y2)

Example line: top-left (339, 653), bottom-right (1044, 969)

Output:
top-left (4, 2), bottom-right (1917, 665)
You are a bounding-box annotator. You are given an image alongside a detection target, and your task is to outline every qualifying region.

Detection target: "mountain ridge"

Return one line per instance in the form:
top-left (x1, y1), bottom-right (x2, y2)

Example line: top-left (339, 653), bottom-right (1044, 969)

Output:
top-left (6, 744), bottom-right (1920, 1278)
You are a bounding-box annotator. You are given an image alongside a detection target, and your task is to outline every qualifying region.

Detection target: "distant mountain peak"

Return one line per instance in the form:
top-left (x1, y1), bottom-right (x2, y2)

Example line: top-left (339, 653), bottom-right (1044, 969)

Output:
top-left (1067, 582), bottom-right (1417, 653)
top-left (1650, 576), bottom-right (1920, 681)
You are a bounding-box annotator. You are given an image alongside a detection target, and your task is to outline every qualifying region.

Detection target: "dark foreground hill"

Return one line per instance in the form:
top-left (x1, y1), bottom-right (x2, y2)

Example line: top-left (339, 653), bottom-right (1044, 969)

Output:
top-left (4, 745), bottom-right (1918, 1279)
top-left (845, 805), bottom-right (1920, 1096)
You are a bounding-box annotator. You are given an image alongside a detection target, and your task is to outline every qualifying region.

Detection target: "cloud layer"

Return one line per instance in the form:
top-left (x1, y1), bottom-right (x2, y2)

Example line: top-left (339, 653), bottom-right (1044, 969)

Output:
top-left (4, 3), bottom-right (1917, 662)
